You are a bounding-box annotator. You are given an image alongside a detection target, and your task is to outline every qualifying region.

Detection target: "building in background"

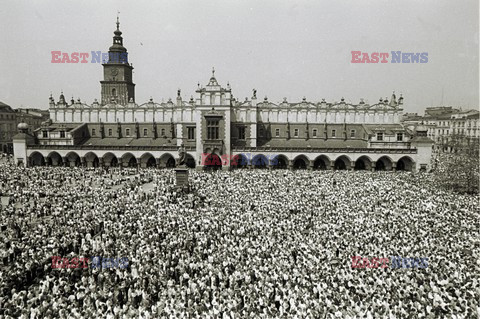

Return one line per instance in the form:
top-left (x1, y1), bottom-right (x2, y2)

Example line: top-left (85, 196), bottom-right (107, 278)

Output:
top-left (402, 107), bottom-right (479, 154)
top-left (0, 102), bottom-right (50, 154)
top-left (0, 102), bottom-right (17, 154)
top-left (13, 20), bottom-right (433, 172)
top-left (15, 108), bottom-right (50, 133)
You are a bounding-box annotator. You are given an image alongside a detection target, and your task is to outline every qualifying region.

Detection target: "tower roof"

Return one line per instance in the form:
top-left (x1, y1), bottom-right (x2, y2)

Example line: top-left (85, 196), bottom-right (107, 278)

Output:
top-left (108, 16), bottom-right (127, 55)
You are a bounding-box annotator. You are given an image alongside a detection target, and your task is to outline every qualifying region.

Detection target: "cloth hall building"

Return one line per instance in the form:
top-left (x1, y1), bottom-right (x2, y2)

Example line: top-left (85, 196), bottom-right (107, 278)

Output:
top-left (13, 20), bottom-right (433, 172)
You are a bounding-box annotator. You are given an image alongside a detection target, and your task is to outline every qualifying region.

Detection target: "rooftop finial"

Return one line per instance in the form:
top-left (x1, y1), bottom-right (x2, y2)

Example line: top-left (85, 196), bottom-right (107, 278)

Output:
top-left (212, 67), bottom-right (215, 77)
top-left (116, 11), bottom-right (120, 30)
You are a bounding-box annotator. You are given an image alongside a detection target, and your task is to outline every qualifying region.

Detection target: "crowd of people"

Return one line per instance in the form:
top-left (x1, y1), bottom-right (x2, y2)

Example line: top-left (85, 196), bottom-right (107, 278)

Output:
top-left (0, 154), bottom-right (478, 318)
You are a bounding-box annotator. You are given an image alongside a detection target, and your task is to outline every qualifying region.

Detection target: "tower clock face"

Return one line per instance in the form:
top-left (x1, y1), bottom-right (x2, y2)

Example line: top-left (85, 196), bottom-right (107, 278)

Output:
top-left (111, 68), bottom-right (119, 76)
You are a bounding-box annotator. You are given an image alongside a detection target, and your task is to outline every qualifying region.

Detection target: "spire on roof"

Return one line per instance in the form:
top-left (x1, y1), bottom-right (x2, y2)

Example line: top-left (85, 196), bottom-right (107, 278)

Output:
top-left (116, 11), bottom-right (120, 31)
top-left (110, 14), bottom-right (126, 55)
top-left (390, 91), bottom-right (397, 106)
top-left (207, 67), bottom-right (218, 86)
top-left (59, 91), bottom-right (65, 104)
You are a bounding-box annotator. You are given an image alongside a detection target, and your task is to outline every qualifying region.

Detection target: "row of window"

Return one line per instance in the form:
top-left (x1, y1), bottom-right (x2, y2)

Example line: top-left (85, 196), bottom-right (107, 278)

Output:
top-left (251, 128), bottom-right (359, 139)
top-left (91, 128), bottom-right (169, 137)
top-left (45, 127), bottom-right (403, 142)
top-left (238, 128), bottom-right (404, 141)
top-left (42, 131), bottom-right (66, 138)
top-left (376, 132), bottom-right (404, 141)
top-left (0, 114), bottom-right (15, 119)
top-left (452, 121), bottom-right (478, 127)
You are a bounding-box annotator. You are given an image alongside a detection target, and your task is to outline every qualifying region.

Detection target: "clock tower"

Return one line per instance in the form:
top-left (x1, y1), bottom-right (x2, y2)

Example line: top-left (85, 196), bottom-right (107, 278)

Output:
top-left (100, 17), bottom-right (135, 106)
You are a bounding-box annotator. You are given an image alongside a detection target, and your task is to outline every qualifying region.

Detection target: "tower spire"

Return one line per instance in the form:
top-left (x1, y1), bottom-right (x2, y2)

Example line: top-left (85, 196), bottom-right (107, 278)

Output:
top-left (116, 11), bottom-right (120, 31)
top-left (109, 15), bottom-right (126, 58)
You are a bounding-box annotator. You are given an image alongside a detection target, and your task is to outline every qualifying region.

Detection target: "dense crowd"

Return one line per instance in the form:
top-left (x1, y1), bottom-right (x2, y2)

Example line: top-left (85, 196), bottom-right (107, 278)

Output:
top-left (0, 156), bottom-right (479, 318)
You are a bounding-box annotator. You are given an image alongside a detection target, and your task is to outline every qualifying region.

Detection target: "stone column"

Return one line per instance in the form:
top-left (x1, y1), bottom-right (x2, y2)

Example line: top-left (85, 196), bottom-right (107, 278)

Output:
top-left (392, 161), bottom-right (397, 172)
top-left (288, 160), bottom-right (293, 171)
top-left (371, 161), bottom-right (376, 172)
top-left (308, 160), bottom-right (314, 171)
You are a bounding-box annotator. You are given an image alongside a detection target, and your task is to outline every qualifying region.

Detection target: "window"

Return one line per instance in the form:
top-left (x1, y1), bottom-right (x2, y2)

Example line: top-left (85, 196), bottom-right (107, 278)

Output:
top-left (396, 133), bottom-right (403, 141)
top-left (143, 128), bottom-right (148, 137)
top-left (238, 127), bottom-right (246, 140)
top-left (108, 129), bottom-right (112, 136)
top-left (377, 132), bottom-right (383, 141)
top-left (294, 129), bottom-right (299, 137)
top-left (331, 129), bottom-right (336, 137)
top-left (60, 131), bottom-right (65, 138)
top-left (161, 128), bottom-right (165, 136)
top-left (207, 119), bottom-right (219, 140)
top-left (125, 128), bottom-right (130, 137)
top-left (259, 128), bottom-right (264, 137)
top-left (188, 127), bottom-right (195, 140)
top-left (92, 129), bottom-right (96, 136)
top-left (112, 88), bottom-right (116, 96)
top-left (312, 129), bottom-right (317, 137)
top-left (42, 131), bottom-right (48, 138)
top-left (275, 128), bottom-right (280, 137)
top-left (350, 129), bottom-right (355, 138)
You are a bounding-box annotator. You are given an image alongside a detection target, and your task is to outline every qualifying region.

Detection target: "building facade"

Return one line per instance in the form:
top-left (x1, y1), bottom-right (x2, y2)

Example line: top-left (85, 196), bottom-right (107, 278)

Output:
top-left (0, 102), bottom-right (49, 154)
top-left (15, 108), bottom-right (50, 134)
top-left (0, 102), bottom-right (17, 154)
top-left (13, 20), bottom-right (433, 171)
top-left (402, 106), bottom-right (479, 154)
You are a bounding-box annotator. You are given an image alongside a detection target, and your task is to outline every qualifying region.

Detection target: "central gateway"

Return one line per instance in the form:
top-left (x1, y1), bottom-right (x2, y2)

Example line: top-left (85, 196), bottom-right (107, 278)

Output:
top-left (195, 69), bottom-right (234, 170)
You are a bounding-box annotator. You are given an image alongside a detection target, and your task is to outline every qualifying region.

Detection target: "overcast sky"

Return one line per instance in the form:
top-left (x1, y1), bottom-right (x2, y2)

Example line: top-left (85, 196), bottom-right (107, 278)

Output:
top-left (0, 0), bottom-right (478, 113)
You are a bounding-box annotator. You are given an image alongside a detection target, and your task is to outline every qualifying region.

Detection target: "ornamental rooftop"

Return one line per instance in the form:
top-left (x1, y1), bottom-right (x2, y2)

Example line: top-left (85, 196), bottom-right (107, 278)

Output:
top-left (13, 18), bottom-right (432, 172)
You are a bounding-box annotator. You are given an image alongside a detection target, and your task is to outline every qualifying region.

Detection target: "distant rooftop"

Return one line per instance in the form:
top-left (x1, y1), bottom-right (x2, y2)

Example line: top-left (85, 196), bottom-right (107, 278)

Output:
top-left (0, 101), bottom-right (14, 113)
